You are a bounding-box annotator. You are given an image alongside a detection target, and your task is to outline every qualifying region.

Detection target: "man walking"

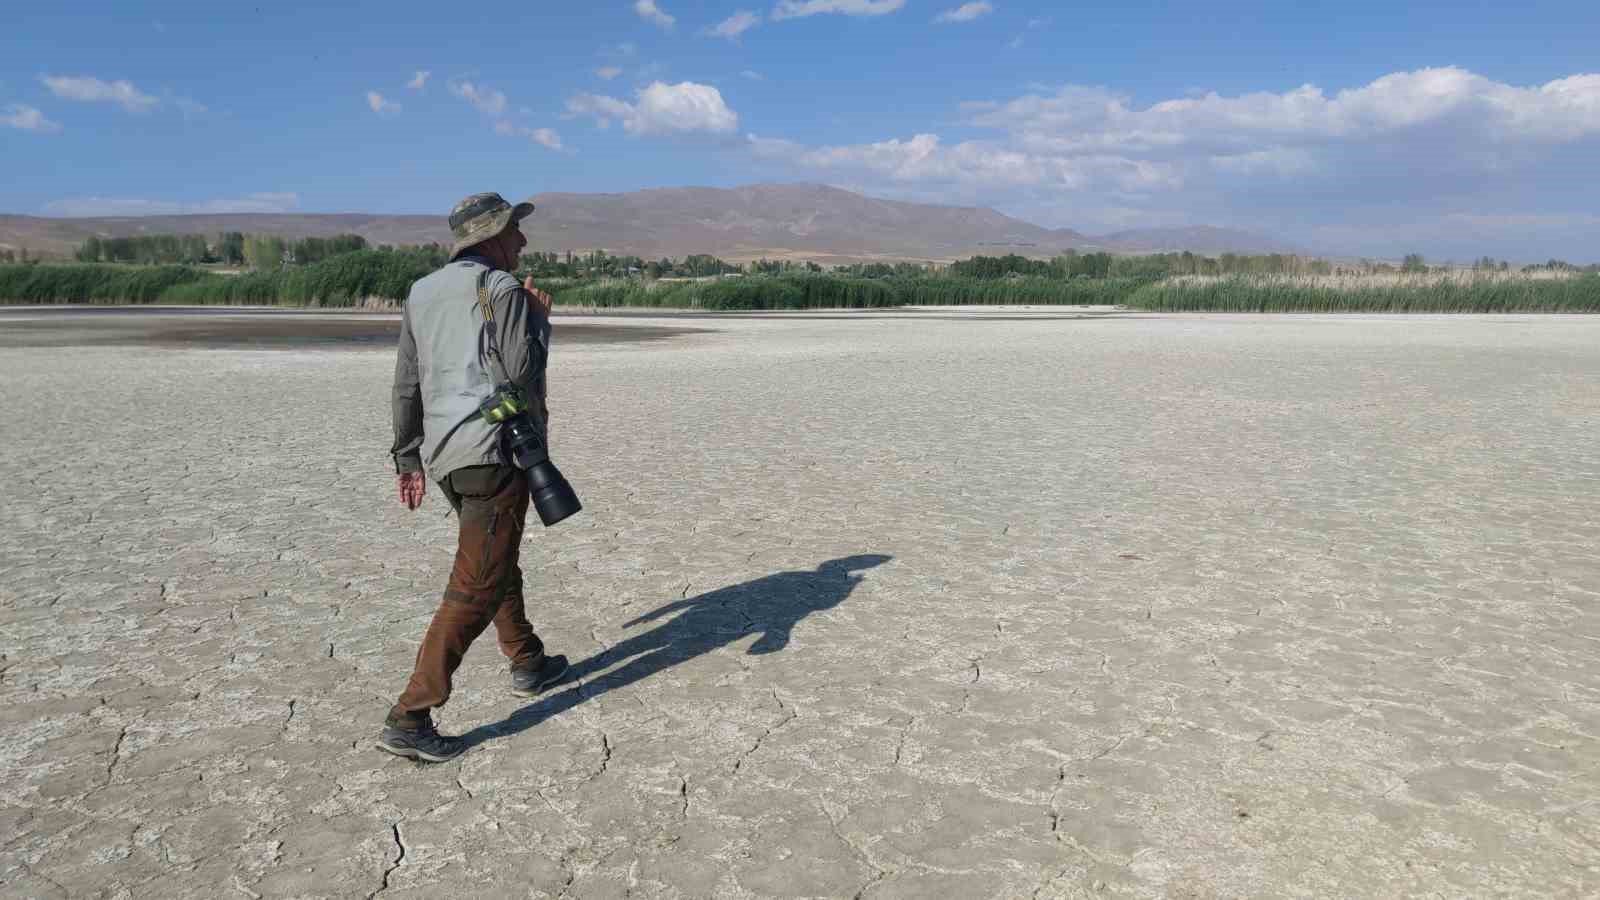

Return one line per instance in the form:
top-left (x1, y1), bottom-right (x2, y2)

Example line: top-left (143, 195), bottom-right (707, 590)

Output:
top-left (379, 192), bottom-right (570, 762)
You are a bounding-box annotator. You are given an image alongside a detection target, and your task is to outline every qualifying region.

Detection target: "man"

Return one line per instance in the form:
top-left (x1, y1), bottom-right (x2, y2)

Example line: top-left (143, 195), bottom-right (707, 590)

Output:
top-left (379, 192), bottom-right (570, 763)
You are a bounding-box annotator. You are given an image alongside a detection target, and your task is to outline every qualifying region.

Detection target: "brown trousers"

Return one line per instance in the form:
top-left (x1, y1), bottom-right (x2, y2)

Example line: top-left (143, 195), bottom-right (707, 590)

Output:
top-left (388, 464), bottom-right (544, 729)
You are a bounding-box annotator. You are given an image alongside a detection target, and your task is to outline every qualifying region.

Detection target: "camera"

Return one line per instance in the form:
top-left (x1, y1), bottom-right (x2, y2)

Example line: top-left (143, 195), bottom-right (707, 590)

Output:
top-left (479, 387), bottom-right (582, 527)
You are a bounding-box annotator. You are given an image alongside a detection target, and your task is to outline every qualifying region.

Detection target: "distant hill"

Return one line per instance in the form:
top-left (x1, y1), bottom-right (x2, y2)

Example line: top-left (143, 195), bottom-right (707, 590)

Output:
top-left (0, 183), bottom-right (1305, 263)
top-left (1099, 225), bottom-right (1306, 256)
top-left (0, 213), bottom-right (442, 260)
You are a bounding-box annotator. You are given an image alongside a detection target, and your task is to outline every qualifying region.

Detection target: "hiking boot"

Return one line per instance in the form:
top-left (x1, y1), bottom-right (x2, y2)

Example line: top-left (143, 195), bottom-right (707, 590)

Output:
top-left (376, 718), bottom-right (466, 763)
top-left (511, 654), bottom-right (570, 697)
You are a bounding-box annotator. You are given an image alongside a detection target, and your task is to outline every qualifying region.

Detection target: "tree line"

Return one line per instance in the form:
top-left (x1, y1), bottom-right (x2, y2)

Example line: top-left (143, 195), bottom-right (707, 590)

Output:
top-left (72, 232), bottom-right (368, 267)
top-left (950, 251), bottom-right (1341, 279)
top-left (953, 251), bottom-right (1600, 279)
top-left (58, 232), bottom-right (1600, 281)
top-left (1390, 253), bottom-right (1597, 275)
top-left (516, 249), bottom-right (743, 279)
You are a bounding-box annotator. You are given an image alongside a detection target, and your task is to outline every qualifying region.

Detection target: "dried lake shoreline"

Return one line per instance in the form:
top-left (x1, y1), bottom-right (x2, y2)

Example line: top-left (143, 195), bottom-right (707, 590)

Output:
top-left (0, 306), bottom-right (712, 350)
top-left (2, 309), bottom-right (1597, 898)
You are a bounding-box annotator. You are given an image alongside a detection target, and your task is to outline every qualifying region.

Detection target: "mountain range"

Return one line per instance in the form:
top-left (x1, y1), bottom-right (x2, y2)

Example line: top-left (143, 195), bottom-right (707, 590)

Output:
top-left (0, 183), bottom-right (1306, 264)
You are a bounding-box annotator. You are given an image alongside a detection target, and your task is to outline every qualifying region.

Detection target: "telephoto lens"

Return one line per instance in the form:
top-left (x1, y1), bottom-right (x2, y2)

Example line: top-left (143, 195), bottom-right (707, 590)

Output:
top-left (501, 414), bottom-right (582, 527)
top-left (526, 459), bottom-right (582, 527)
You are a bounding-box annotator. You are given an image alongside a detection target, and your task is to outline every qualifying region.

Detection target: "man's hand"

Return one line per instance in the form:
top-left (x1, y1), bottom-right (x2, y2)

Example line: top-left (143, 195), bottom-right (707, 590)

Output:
top-left (397, 471), bottom-right (426, 511)
top-left (523, 276), bottom-right (554, 318)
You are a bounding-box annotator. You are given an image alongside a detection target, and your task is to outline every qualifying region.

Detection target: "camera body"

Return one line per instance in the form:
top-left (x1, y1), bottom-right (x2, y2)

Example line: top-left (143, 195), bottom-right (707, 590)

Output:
top-left (479, 385), bottom-right (581, 527)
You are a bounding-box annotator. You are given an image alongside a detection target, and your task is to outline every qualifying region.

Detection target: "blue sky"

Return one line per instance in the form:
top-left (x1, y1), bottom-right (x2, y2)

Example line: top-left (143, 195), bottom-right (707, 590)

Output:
top-left (4, 0), bottom-right (1599, 261)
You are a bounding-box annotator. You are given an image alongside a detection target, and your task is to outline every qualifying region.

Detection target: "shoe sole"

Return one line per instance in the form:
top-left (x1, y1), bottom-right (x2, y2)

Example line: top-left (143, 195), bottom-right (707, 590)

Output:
top-left (375, 739), bottom-right (465, 763)
top-left (510, 657), bottom-right (571, 698)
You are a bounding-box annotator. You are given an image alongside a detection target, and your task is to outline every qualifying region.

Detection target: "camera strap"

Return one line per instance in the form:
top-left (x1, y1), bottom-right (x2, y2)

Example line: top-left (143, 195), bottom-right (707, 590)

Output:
top-left (475, 268), bottom-right (514, 387)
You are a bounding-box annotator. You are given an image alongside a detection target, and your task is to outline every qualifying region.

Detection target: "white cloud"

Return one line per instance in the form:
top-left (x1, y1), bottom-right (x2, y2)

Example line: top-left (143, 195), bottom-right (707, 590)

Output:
top-left (450, 80), bottom-right (507, 115)
top-left (770, 0), bottom-right (904, 20)
top-left (934, 2), bottom-right (993, 24)
top-left (367, 91), bottom-right (401, 116)
top-left (3, 104), bottom-right (62, 133)
top-left (567, 81), bottom-right (738, 136)
top-left (44, 192), bottom-right (301, 217)
top-left (597, 66), bottom-right (623, 80)
top-left (710, 10), bottom-right (761, 39)
top-left (963, 68), bottom-right (1600, 155)
top-left (495, 121), bottom-right (567, 152)
top-left (756, 68), bottom-right (1600, 198)
top-left (741, 70), bottom-right (766, 81)
top-left (744, 67), bottom-right (1600, 258)
top-left (529, 128), bottom-right (564, 151)
top-left (41, 75), bottom-right (158, 113)
top-left (748, 132), bottom-right (1178, 192)
top-left (565, 93), bottom-right (631, 130)
top-left (634, 0), bottom-right (675, 28)
top-left (407, 70), bottom-right (430, 90)
top-left (1207, 147), bottom-right (1317, 177)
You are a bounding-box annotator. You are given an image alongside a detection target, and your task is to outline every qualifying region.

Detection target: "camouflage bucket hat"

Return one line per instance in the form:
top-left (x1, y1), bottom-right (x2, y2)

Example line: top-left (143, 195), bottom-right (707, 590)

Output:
top-left (447, 192), bottom-right (535, 260)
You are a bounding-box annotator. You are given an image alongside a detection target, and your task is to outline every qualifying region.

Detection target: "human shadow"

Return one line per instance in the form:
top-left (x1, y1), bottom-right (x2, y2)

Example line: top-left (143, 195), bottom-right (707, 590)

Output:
top-left (462, 553), bottom-right (891, 747)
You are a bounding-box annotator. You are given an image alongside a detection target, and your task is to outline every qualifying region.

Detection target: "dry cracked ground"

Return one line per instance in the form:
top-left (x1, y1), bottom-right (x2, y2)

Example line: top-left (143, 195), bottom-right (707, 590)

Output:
top-left (1, 308), bottom-right (1598, 899)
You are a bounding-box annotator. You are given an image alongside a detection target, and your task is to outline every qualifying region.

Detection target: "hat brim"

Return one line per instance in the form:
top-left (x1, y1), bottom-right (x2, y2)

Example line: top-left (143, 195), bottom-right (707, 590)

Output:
top-left (449, 200), bottom-right (537, 260)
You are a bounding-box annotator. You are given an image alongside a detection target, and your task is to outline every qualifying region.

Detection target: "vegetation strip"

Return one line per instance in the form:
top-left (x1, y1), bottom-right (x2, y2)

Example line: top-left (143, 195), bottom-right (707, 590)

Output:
top-left (2, 247), bottom-right (1596, 312)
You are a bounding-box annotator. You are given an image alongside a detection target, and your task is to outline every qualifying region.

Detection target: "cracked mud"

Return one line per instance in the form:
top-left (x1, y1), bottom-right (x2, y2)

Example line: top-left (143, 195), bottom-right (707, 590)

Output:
top-left (2, 310), bottom-right (1599, 898)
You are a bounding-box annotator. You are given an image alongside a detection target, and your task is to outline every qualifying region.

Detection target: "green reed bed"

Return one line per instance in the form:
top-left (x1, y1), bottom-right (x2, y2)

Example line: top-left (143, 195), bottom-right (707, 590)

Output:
top-left (160, 252), bottom-right (441, 306)
top-left (0, 250), bottom-right (440, 307)
top-left (0, 264), bottom-right (214, 304)
top-left (6, 261), bottom-right (1597, 313)
top-left (1127, 274), bottom-right (1600, 313)
top-left (892, 276), bottom-right (1144, 307)
top-left (549, 274), bottom-right (1144, 310)
top-left (551, 275), bottom-right (886, 310)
